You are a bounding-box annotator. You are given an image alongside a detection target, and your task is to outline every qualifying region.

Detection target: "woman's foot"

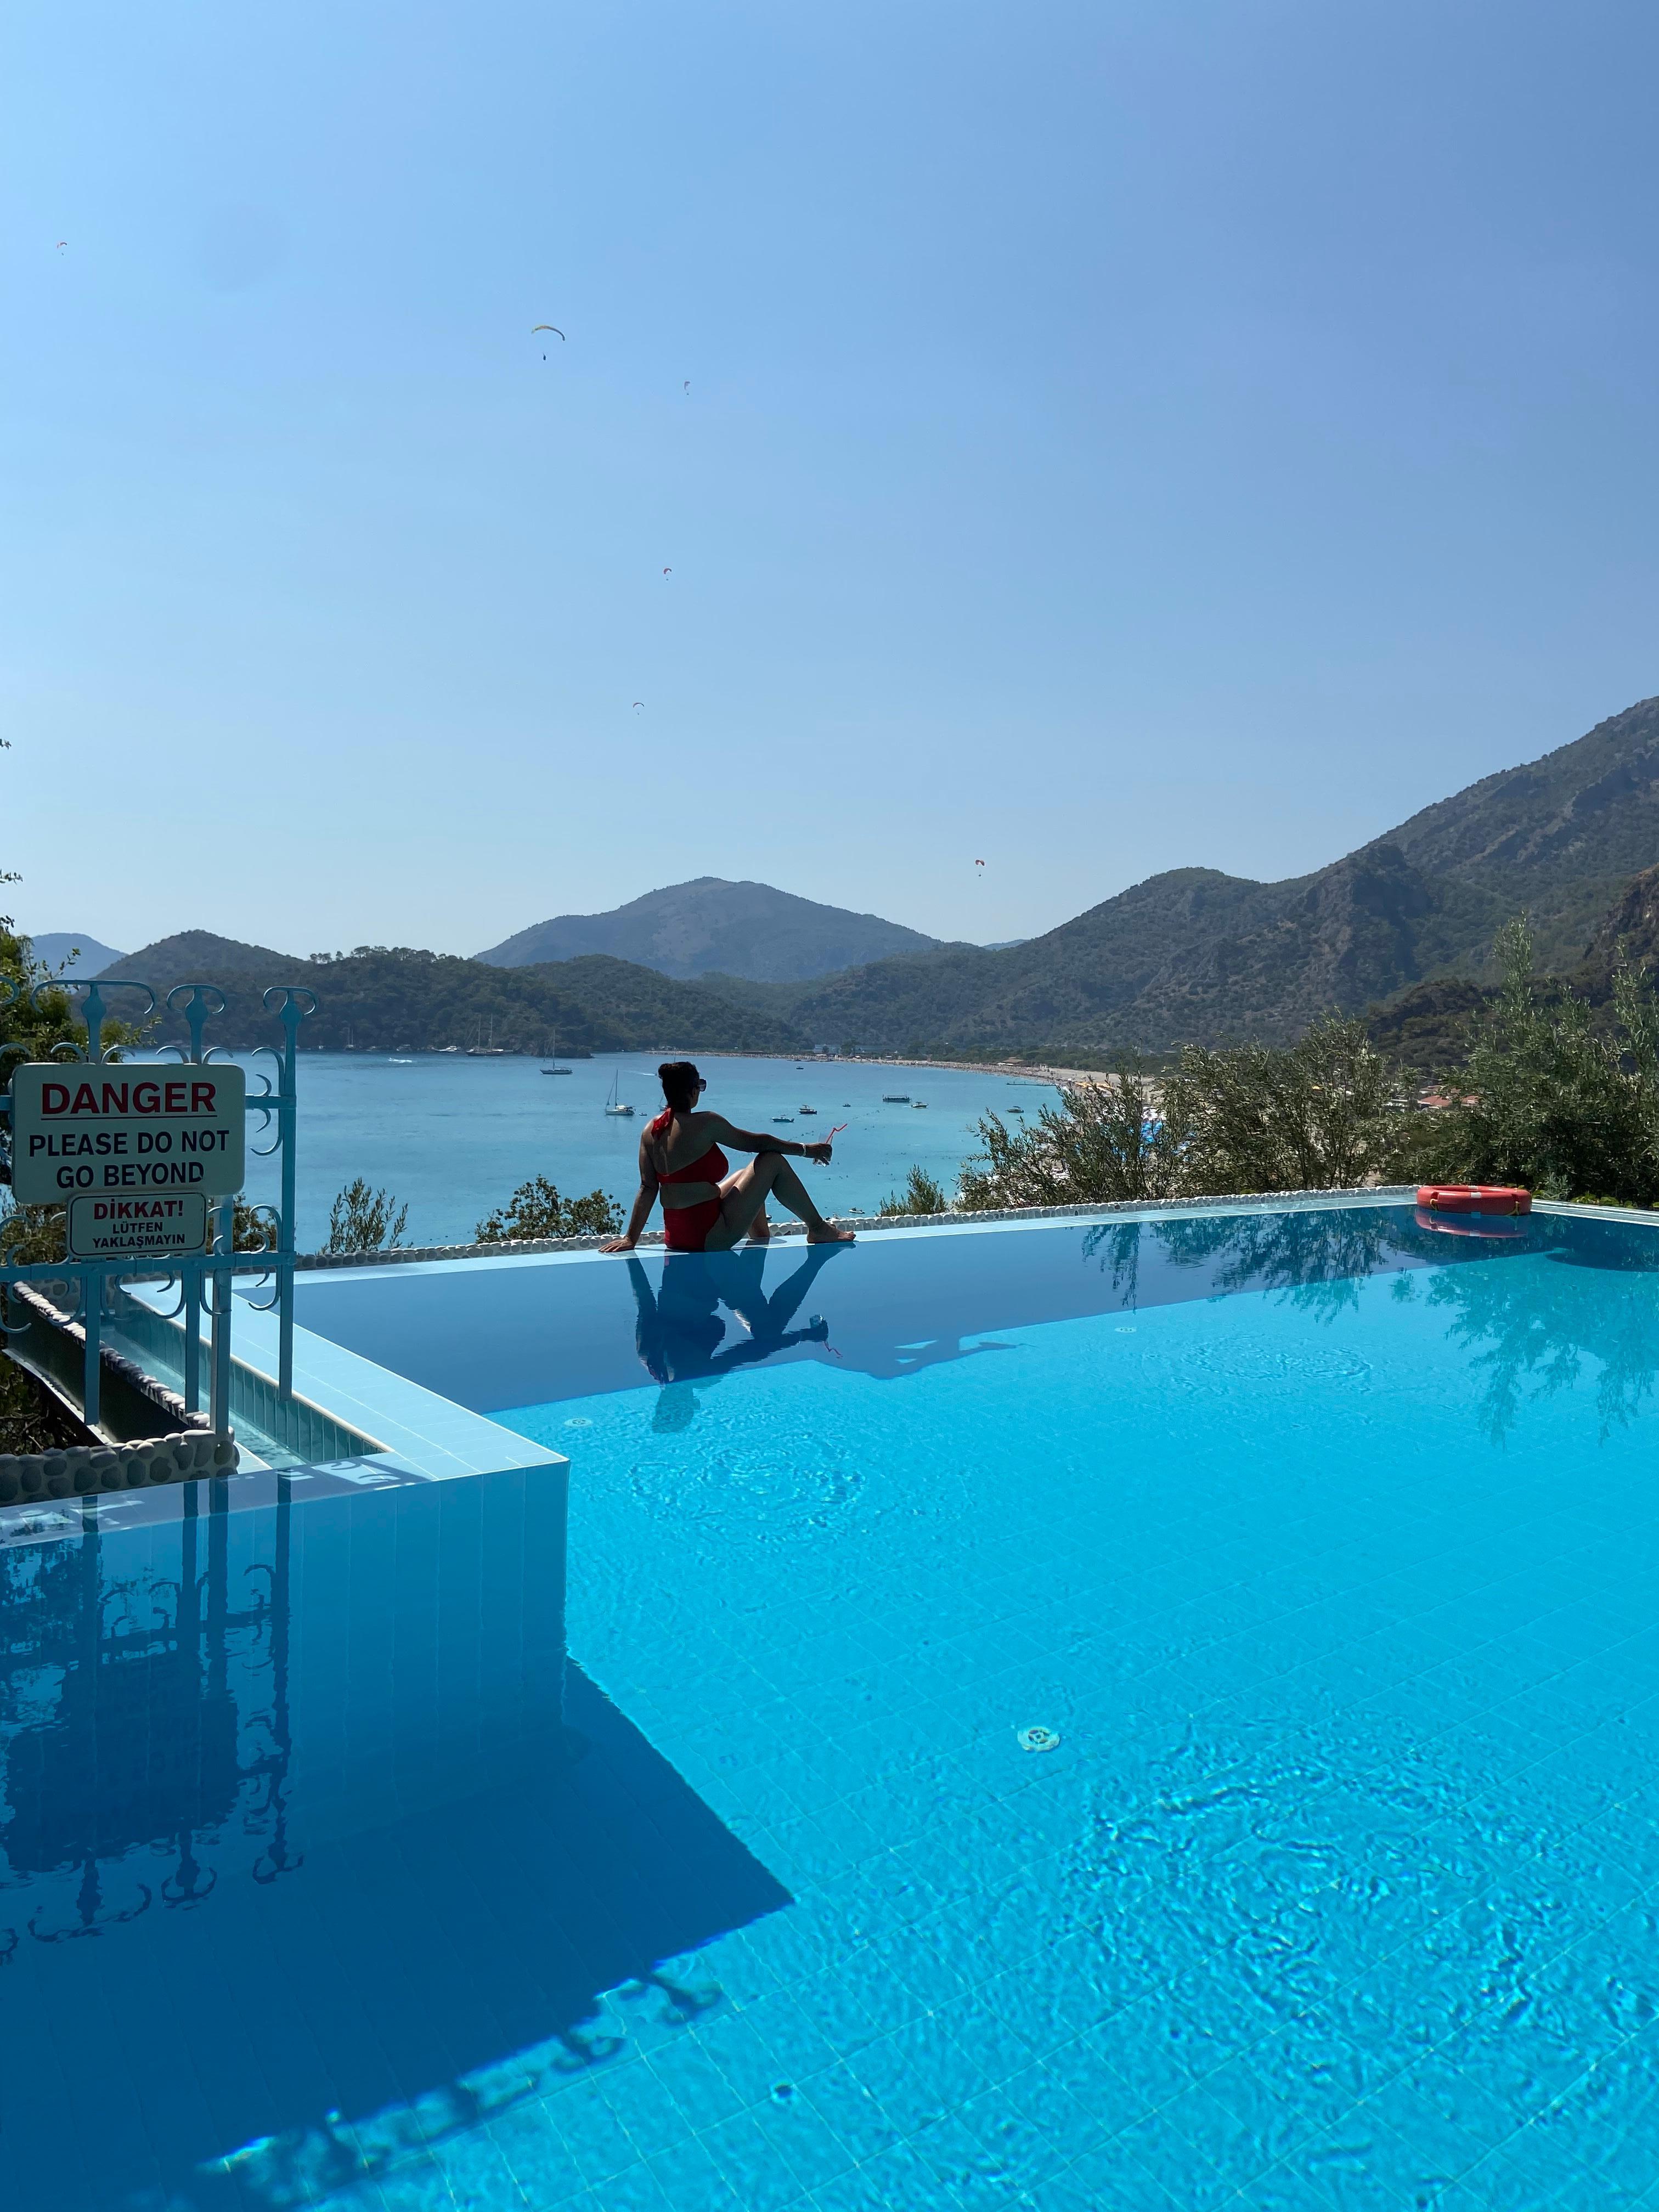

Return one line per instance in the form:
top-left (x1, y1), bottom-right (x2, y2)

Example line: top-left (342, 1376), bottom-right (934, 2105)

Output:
top-left (806, 1222), bottom-right (856, 1243)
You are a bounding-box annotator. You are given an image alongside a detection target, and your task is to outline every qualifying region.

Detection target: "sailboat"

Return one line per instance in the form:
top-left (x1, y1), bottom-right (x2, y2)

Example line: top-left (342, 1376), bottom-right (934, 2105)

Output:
top-left (466, 1016), bottom-right (506, 1057)
top-left (541, 1026), bottom-right (573, 1074)
top-left (604, 1069), bottom-right (635, 1117)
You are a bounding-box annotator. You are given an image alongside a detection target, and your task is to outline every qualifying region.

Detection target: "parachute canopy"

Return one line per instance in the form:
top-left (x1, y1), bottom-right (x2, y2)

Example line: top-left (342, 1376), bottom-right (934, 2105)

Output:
top-left (531, 324), bottom-right (565, 339)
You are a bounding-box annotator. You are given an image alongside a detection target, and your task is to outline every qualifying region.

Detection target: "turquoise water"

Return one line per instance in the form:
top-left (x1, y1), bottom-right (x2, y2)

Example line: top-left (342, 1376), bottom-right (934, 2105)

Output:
top-left (9, 1205), bottom-right (1659, 2207)
top-left (229, 1053), bottom-right (1055, 1250)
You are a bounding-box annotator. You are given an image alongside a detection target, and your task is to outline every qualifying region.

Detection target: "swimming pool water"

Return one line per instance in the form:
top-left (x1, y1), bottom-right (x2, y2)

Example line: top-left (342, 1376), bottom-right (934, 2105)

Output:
top-left (10, 1205), bottom-right (1659, 2208)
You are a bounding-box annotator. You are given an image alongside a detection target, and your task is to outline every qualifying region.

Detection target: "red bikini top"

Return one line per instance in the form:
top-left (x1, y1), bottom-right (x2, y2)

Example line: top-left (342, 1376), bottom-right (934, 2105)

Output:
top-left (648, 1110), bottom-right (729, 1186)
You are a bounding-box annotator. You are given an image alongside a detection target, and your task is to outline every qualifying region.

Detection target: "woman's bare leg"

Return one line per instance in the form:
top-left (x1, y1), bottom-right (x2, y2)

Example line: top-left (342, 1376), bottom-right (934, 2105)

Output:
top-left (706, 1154), bottom-right (854, 1249)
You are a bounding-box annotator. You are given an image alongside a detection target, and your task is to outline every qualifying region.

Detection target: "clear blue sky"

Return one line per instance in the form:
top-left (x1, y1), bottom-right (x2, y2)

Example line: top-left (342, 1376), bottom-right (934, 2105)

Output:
top-left (5, 0), bottom-right (1657, 958)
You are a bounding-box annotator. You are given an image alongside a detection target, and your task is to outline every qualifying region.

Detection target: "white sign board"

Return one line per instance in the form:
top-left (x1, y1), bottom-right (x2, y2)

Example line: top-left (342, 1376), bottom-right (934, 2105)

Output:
top-left (9, 1064), bottom-right (246, 1205)
top-left (67, 1192), bottom-right (210, 1260)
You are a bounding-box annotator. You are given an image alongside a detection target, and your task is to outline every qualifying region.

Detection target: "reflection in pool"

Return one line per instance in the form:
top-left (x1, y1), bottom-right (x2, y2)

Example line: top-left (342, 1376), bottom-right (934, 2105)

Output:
top-left (0, 1469), bottom-right (788, 2211)
top-left (294, 1200), bottom-right (1658, 1429)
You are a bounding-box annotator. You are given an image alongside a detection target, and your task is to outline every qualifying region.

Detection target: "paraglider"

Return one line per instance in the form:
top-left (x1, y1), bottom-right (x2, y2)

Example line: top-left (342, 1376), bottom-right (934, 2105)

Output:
top-left (683, 380), bottom-right (690, 395)
top-left (632, 701), bottom-right (644, 712)
top-left (55, 240), bottom-right (66, 250)
top-left (662, 567), bottom-right (672, 577)
top-left (532, 325), bottom-right (565, 338)
top-left (974, 858), bottom-right (986, 873)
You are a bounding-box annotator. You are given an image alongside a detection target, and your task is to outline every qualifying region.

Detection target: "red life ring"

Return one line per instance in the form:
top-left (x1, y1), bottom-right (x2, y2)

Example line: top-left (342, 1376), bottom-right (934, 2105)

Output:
top-left (1415, 1184), bottom-right (1532, 1216)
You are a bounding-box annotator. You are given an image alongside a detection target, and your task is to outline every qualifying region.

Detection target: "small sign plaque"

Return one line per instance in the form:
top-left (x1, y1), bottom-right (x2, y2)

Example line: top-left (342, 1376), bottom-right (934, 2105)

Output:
top-left (9, 1064), bottom-right (246, 1205)
top-left (67, 1192), bottom-right (210, 1260)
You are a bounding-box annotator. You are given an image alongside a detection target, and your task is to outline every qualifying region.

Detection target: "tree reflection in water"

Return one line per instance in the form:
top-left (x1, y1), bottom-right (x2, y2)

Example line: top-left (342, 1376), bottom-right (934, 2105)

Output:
top-left (1422, 1220), bottom-right (1659, 1442)
top-left (1082, 1203), bottom-right (1659, 1447)
top-left (1082, 1205), bottom-right (1437, 1320)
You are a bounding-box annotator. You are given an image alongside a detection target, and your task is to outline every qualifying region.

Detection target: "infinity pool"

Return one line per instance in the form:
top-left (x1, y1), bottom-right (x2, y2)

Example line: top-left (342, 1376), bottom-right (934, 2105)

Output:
top-left (8, 1203), bottom-right (1659, 2208)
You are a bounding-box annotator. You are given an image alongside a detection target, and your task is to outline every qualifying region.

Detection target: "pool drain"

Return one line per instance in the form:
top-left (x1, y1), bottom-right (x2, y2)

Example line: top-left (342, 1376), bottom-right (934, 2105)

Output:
top-left (1018, 1725), bottom-right (1060, 1753)
top-left (771, 2083), bottom-right (796, 2103)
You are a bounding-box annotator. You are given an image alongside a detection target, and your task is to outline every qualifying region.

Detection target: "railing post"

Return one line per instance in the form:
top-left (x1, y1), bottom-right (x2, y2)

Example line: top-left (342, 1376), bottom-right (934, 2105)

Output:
top-left (83, 1272), bottom-right (103, 1433)
top-left (208, 1197), bottom-right (234, 1441)
top-left (183, 1258), bottom-right (201, 1415)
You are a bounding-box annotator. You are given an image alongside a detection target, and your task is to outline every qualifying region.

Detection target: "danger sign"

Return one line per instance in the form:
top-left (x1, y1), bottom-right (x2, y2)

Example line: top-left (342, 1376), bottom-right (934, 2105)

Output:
top-left (9, 1064), bottom-right (246, 1204)
top-left (67, 1192), bottom-right (210, 1260)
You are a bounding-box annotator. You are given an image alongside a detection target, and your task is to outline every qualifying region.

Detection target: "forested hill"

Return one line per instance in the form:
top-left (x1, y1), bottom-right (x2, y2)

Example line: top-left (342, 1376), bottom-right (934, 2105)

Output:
top-left (97, 935), bottom-right (808, 1054)
top-left (778, 697), bottom-right (1659, 1057)
top-left (1380, 693), bottom-right (1659, 970)
top-left (85, 696), bottom-right (1659, 1063)
top-left (477, 876), bottom-right (940, 982)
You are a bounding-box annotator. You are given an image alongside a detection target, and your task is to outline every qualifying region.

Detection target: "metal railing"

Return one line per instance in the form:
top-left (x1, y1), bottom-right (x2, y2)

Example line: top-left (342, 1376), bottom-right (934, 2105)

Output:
top-left (1, 977), bottom-right (318, 1438)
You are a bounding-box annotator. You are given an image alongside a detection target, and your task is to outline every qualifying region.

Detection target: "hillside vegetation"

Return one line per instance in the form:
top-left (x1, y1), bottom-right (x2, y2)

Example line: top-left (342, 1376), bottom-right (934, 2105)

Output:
top-left (477, 875), bottom-right (940, 982)
top-left (100, 934), bottom-right (807, 1054)
top-left (79, 695), bottom-right (1659, 1065)
top-left (781, 696), bottom-right (1659, 1057)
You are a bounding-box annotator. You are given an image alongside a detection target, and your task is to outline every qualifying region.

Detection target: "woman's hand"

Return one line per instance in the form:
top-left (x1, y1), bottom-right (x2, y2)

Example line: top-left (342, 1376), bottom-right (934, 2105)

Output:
top-left (600, 1237), bottom-right (637, 1254)
top-left (804, 1142), bottom-right (832, 1165)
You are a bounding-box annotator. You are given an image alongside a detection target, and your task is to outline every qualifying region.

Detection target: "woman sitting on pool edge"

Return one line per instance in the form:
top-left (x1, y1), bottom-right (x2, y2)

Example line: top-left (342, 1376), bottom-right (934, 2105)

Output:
top-left (601, 1061), bottom-right (856, 1253)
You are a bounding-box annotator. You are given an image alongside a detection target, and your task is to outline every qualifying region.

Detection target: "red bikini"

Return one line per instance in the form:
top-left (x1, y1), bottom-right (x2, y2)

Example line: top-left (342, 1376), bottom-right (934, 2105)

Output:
top-left (650, 1111), bottom-right (729, 1251)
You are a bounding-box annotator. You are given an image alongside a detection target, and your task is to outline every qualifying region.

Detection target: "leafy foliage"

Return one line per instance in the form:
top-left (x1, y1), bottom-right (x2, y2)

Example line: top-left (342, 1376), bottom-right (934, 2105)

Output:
top-left (0, 1201), bottom-right (65, 1266)
top-left (961, 1024), bottom-right (1414, 1206)
top-left (324, 1178), bottom-right (411, 1255)
top-left (1163, 1017), bottom-right (1413, 1195)
top-left (0, 1353), bottom-right (75, 1453)
top-left (878, 1165), bottom-right (952, 1216)
top-left (475, 1176), bottom-right (622, 1244)
top-left (960, 1064), bottom-right (1184, 1208)
top-left (1420, 918), bottom-right (1659, 1204)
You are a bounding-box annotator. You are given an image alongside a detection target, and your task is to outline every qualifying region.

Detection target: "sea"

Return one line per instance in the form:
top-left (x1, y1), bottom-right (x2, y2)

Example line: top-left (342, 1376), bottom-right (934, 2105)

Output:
top-left (229, 1052), bottom-right (1058, 1250)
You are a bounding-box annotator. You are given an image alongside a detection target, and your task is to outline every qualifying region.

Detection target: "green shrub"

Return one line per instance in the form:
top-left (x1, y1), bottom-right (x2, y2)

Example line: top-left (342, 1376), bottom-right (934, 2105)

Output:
top-left (958, 1027), bottom-right (1415, 1207)
top-left (475, 1176), bottom-right (620, 1243)
top-left (1163, 1016), bottom-right (1414, 1195)
top-left (325, 1178), bottom-right (411, 1254)
top-left (960, 1063), bottom-right (1188, 1208)
top-left (878, 1166), bottom-right (951, 1216)
top-left (0, 1201), bottom-right (65, 1266)
top-left (1420, 918), bottom-right (1659, 1205)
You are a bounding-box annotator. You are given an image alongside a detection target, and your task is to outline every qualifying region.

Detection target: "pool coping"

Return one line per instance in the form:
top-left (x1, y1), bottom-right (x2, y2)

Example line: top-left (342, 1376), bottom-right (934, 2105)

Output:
top-left (297, 1184), bottom-right (1430, 1272)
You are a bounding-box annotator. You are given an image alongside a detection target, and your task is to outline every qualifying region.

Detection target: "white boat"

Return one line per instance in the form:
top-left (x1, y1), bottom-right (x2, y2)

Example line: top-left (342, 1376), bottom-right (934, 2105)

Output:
top-left (798, 1105), bottom-right (817, 1115)
top-left (540, 1027), bottom-right (573, 1073)
top-left (772, 1115), bottom-right (794, 1124)
top-left (604, 1070), bottom-right (635, 1117)
top-left (912, 1100), bottom-right (928, 1109)
top-left (466, 1017), bottom-right (505, 1056)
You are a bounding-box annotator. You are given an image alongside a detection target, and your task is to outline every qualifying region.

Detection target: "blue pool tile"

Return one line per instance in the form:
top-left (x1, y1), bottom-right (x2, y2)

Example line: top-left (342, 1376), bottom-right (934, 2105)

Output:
top-left (697, 2107), bottom-right (811, 2211)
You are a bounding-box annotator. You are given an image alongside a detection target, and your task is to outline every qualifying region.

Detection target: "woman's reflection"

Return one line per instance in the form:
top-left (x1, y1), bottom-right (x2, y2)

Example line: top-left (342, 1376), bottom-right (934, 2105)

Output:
top-left (625, 1246), bottom-right (848, 1430)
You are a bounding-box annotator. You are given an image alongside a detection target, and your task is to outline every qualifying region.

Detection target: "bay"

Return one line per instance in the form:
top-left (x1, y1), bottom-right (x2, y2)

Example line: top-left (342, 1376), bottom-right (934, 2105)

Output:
top-left (232, 1052), bottom-right (1057, 1250)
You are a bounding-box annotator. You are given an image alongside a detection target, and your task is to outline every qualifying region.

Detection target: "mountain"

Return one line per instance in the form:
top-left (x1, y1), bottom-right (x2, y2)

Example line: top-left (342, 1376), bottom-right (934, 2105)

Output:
top-left (105, 933), bottom-right (808, 1055)
top-left (1574, 862), bottom-right (1659, 1003)
top-left (71, 695), bottom-right (1659, 1064)
top-left (774, 697), bottom-right (1659, 1058)
top-left (477, 877), bottom-right (940, 982)
top-left (27, 930), bottom-right (126, 975)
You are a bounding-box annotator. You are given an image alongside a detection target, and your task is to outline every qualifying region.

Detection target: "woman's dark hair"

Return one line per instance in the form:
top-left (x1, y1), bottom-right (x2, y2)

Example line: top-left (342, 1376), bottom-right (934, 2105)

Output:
top-left (658, 1060), bottom-right (702, 1111)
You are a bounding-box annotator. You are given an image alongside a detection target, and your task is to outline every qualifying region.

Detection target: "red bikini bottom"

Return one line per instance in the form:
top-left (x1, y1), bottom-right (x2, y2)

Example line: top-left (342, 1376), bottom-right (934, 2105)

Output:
top-left (662, 1197), bottom-right (725, 1252)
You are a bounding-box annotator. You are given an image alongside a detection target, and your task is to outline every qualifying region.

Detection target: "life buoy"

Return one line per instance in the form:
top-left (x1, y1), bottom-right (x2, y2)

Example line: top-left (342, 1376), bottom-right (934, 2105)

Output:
top-left (1415, 1184), bottom-right (1531, 1216)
